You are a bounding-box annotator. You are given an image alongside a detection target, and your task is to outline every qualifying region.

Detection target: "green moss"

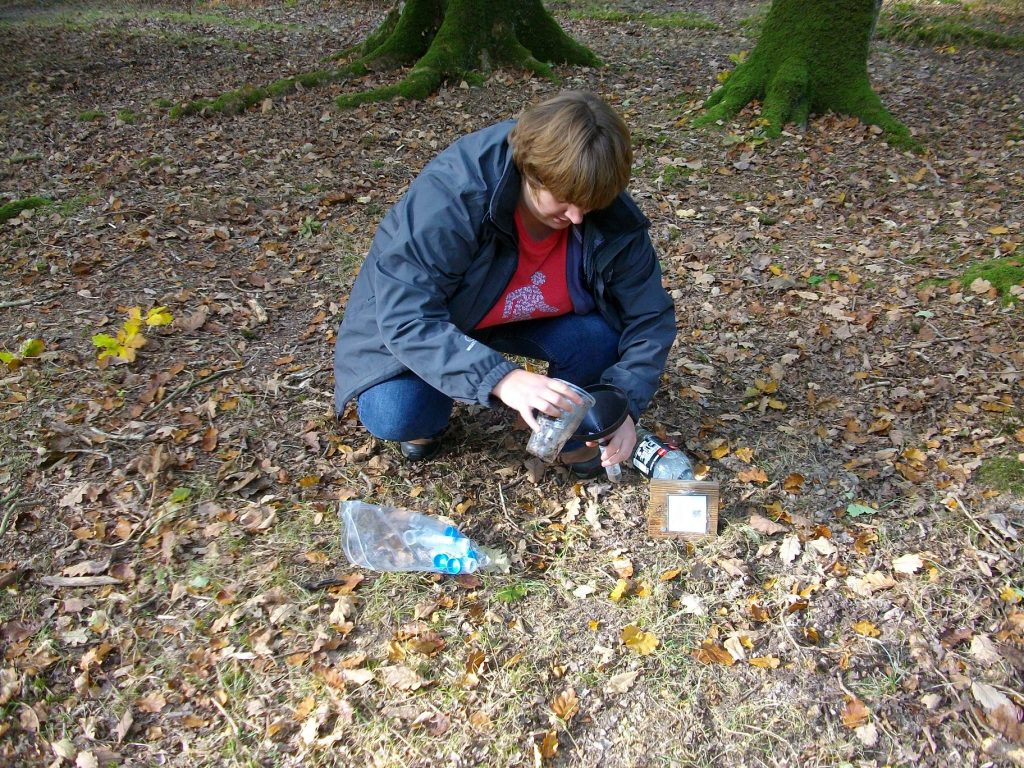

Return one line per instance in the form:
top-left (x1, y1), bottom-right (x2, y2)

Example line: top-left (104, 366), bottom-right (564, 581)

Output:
top-left (78, 109), bottom-right (105, 122)
top-left (567, 8), bottom-right (717, 29)
top-left (0, 196), bottom-right (52, 223)
top-left (116, 109), bottom-right (137, 124)
top-left (696, 0), bottom-right (918, 151)
top-left (962, 256), bottom-right (1024, 304)
top-left (172, 69), bottom-right (344, 118)
top-left (878, 7), bottom-right (1024, 50)
top-left (137, 155), bottom-right (165, 170)
top-left (976, 457), bottom-right (1024, 496)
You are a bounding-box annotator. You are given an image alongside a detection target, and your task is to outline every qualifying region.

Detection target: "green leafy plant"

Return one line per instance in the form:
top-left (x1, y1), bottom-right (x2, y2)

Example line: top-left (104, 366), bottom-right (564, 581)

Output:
top-left (298, 215), bottom-right (322, 239)
top-left (0, 338), bottom-right (44, 371)
top-left (92, 306), bottom-right (173, 364)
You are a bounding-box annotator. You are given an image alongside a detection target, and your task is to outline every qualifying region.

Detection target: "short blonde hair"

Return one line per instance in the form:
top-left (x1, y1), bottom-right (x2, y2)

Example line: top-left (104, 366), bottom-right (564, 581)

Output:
top-left (508, 91), bottom-right (632, 212)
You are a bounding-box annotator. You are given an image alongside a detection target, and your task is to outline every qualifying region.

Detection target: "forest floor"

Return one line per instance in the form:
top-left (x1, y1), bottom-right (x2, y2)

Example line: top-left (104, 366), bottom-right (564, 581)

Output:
top-left (1, 1), bottom-right (1023, 766)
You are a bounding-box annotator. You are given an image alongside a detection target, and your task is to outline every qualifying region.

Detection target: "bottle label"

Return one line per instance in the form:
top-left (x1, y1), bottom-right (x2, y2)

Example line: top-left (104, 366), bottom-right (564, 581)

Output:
top-left (632, 437), bottom-right (667, 476)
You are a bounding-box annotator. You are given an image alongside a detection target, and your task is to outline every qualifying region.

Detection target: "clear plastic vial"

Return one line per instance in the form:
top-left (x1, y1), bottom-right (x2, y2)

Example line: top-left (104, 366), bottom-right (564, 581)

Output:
top-left (630, 426), bottom-right (695, 480)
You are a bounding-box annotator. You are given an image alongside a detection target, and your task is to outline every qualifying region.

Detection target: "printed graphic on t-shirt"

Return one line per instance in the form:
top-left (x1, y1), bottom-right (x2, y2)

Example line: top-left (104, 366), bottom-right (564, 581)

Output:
top-left (502, 272), bottom-right (560, 321)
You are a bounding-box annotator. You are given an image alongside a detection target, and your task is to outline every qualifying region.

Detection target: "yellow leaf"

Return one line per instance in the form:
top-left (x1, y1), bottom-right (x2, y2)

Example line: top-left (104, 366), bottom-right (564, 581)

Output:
top-left (609, 579), bottom-right (629, 602)
top-left (852, 620), bottom-right (881, 638)
top-left (292, 696), bottom-right (317, 721)
top-left (587, 619), bottom-right (600, 631)
top-left (767, 398), bottom-right (787, 410)
top-left (145, 306), bottom-right (174, 326)
top-left (634, 581), bottom-right (653, 599)
top-left (754, 378), bottom-right (778, 394)
top-left (903, 447), bottom-right (927, 463)
top-left (710, 442), bottom-right (730, 460)
top-left (749, 656), bottom-right (781, 669)
top-left (734, 446), bottom-right (754, 463)
top-left (659, 568), bottom-right (682, 582)
top-left (621, 624), bottom-right (659, 655)
top-left (999, 585), bottom-right (1021, 604)
top-left (988, 226), bottom-right (1009, 235)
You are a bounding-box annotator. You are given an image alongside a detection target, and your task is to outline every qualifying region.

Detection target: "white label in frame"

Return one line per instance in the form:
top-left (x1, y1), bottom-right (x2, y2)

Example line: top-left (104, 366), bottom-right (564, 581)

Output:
top-left (666, 493), bottom-right (709, 534)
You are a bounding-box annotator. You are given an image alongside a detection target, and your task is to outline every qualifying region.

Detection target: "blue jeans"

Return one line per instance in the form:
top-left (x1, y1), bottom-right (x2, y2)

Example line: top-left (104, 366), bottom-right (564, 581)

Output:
top-left (357, 312), bottom-right (620, 448)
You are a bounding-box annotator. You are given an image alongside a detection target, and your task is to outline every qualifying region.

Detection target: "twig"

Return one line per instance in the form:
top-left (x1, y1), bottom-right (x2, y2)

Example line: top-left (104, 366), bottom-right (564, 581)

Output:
top-left (40, 575), bottom-right (123, 588)
top-left (0, 483), bottom-right (21, 536)
top-left (954, 494), bottom-right (1015, 561)
top-left (210, 695), bottom-right (240, 737)
top-left (143, 366), bottom-right (239, 417)
top-left (0, 289), bottom-right (68, 310)
top-left (778, 608), bottom-right (805, 655)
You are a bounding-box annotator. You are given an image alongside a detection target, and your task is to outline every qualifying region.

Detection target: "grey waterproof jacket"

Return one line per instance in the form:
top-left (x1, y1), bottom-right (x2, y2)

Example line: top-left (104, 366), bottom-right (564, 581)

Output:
top-left (333, 120), bottom-right (676, 420)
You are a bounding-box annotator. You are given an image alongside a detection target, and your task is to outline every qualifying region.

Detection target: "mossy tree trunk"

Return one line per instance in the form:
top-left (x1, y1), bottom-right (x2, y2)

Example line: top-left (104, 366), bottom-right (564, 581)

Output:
top-left (696, 0), bottom-right (915, 148)
top-left (336, 0), bottom-right (599, 108)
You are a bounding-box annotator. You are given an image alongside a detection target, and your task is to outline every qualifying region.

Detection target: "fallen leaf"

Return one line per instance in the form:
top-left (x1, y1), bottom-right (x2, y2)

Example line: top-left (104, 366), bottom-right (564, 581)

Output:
top-left (609, 579), bottom-right (629, 602)
top-left (692, 640), bottom-right (735, 666)
top-left (855, 722), bottom-right (879, 747)
top-left (780, 534), bottom-right (801, 564)
top-left (893, 553), bottom-right (924, 574)
top-left (539, 730), bottom-right (559, 759)
top-left (611, 557), bottom-right (633, 578)
top-left (972, 681), bottom-right (1013, 712)
top-left (550, 687), bottom-right (579, 720)
top-left (852, 620), bottom-right (881, 638)
top-left (378, 665), bottom-right (425, 691)
top-left (749, 514), bottom-right (787, 535)
top-left (604, 670), bottom-right (639, 694)
top-left (808, 537), bottom-right (837, 556)
top-left (970, 635), bottom-right (1003, 665)
top-left (136, 692), bottom-right (166, 713)
top-left (737, 467), bottom-right (769, 484)
top-left (841, 697), bottom-right (870, 729)
top-left (749, 656), bottom-right (781, 669)
top-left (621, 624), bottom-right (659, 655)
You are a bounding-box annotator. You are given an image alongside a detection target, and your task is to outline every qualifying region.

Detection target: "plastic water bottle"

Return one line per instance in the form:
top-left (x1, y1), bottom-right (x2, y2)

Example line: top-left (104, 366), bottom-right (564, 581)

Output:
top-left (630, 426), bottom-right (695, 480)
top-left (341, 501), bottom-right (492, 574)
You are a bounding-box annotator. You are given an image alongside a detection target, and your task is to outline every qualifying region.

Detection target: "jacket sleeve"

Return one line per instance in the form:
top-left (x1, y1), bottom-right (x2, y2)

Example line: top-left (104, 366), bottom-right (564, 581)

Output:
top-left (599, 232), bottom-right (678, 419)
top-left (370, 169), bottom-right (518, 406)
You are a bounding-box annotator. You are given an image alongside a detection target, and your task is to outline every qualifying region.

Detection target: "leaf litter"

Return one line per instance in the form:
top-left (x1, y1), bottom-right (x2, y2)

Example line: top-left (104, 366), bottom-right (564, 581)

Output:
top-left (0, 0), bottom-right (1023, 766)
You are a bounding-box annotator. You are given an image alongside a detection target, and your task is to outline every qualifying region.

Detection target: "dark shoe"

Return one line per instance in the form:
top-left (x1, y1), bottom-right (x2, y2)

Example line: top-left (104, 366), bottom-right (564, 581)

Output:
top-left (400, 439), bottom-right (443, 462)
top-left (560, 448), bottom-right (604, 479)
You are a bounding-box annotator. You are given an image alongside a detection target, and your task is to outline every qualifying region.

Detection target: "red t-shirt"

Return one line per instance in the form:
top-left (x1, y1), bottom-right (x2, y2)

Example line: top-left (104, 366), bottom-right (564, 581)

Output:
top-left (475, 208), bottom-right (572, 329)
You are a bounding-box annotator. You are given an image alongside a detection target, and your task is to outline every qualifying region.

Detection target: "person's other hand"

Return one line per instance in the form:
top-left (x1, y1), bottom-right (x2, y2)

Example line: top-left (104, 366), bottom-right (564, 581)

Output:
top-left (492, 370), bottom-right (584, 432)
top-left (588, 415), bottom-right (636, 468)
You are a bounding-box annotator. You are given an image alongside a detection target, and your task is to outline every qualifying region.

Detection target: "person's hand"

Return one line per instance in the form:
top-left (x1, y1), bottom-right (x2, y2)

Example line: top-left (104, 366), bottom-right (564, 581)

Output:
top-left (492, 370), bottom-right (585, 433)
top-left (588, 415), bottom-right (636, 468)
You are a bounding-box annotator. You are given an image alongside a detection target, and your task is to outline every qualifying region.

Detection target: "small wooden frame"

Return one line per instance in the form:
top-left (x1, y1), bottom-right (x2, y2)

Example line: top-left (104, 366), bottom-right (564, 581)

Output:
top-left (646, 480), bottom-right (720, 539)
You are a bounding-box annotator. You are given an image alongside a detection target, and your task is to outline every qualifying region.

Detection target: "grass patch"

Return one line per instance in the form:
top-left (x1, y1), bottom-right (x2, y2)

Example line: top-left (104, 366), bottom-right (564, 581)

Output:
top-left (878, 4), bottom-right (1024, 49)
top-left (567, 7), bottom-right (717, 29)
top-left (0, 195), bottom-right (51, 223)
top-left (962, 256), bottom-right (1024, 303)
top-left (78, 109), bottom-right (105, 122)
top-left (116, 109), bottom-right (138, 124)
top-left (976, 456), bottom-right (1024, 496)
